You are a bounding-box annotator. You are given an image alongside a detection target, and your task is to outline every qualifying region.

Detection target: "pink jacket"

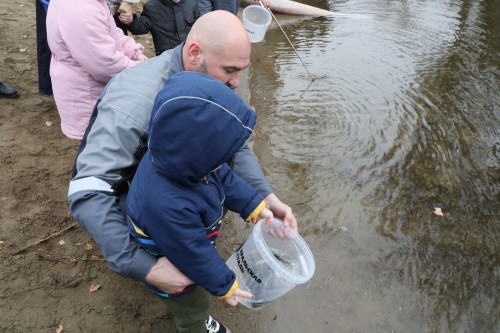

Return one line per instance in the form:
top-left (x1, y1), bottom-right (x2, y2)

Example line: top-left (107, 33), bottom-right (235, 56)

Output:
top-left (47, 0), bottom-right (144, 140)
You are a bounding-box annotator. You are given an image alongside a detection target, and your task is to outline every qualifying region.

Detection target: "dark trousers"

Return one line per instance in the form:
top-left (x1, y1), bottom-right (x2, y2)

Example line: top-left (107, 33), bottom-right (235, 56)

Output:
top-left (160, 286), bottom-right (210, 333)
top-left (35, 0), bottom-right (52, 95)
top-left (213, 0), bottom-right (239, 15)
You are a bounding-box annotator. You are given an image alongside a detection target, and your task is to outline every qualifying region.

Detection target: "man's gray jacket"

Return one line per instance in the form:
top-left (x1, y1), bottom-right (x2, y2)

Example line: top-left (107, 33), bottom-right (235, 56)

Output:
top-left (68, 44), bottom-right (273, 281)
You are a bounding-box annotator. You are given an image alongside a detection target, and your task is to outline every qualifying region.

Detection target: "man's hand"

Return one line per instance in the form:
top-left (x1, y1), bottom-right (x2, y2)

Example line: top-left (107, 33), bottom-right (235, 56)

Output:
top-left (145, 257), bottom-right (194, 294)
top-left (264, 193), bottom-right (297, 232)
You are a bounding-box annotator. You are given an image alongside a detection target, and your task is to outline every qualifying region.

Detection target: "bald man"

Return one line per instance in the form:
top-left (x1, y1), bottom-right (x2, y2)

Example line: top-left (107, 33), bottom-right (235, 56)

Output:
top-left (68, 10), bottom-right (296, 332)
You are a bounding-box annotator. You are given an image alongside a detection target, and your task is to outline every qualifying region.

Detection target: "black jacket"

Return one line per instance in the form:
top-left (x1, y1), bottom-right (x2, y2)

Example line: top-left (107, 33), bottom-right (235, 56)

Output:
top-left (128, 0), bottom-right (200, 55)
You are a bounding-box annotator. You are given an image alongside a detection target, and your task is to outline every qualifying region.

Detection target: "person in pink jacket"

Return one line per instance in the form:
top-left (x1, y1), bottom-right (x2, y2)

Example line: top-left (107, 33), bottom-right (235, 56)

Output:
top-left (47, 0), bottom-right (147, 140)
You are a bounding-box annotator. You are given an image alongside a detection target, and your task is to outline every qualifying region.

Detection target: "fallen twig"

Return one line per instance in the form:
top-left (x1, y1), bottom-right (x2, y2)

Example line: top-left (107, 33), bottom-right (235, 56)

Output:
top-left (36, 253), bottom-right (67, 262)
top-left (81, 256), bottom-right (106, 261)
top-left (12, 222), bottom-right (77, 256)
top-left (36, 252), bottom-right (106, 262)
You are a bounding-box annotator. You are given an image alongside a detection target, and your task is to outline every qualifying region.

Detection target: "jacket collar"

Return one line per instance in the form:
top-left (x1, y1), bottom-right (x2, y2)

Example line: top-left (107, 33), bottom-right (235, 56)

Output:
top-left (168, 43), bottom-right (185, 78)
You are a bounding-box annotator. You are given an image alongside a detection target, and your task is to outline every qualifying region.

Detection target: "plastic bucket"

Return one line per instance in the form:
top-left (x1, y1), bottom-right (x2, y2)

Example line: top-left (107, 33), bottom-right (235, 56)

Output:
top-left (226, 219), bottom-right (315, 309)
top-left (242, 5), bottom-right (272, 43)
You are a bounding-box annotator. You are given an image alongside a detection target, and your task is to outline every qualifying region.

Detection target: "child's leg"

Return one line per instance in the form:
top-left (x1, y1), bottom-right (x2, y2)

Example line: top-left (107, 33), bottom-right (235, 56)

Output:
top-left (160, 286), bottom-right (210, 333)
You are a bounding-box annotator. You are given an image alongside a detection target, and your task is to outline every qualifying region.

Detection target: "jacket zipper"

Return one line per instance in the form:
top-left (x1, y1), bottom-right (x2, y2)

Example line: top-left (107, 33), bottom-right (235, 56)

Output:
top-left (200, 174), bottom-right (222, 199)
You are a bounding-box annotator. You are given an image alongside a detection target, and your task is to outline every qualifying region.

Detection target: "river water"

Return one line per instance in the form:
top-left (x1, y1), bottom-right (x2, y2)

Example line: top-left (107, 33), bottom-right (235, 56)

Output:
top-left (240, 0), bottom-right (499, 332)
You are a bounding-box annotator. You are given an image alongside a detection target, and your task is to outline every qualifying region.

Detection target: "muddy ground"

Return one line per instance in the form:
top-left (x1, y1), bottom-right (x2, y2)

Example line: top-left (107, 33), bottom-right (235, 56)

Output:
top-left (0, 1), bottom-right (280, 332)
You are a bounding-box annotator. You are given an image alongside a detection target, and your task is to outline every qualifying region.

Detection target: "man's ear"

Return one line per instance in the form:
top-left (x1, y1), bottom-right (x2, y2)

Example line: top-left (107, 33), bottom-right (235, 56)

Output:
top-left (186, 41), bottom-right (202, 68)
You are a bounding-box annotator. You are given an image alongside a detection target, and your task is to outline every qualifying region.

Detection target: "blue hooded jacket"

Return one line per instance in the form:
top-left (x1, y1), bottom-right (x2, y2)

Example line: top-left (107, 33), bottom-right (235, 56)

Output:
top-left (127, 72), bottom-right (265, 298)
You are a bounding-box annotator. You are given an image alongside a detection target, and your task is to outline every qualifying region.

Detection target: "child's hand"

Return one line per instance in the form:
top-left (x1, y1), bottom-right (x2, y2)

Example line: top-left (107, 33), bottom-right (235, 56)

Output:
top-left (117, 1), bottom-right (133, 14)
top-left (224, 288), bottom-right (253, 306)
top-left (118, 11), bottom-right (133, 25)
top-left (251, 207), bottom-right (273, 224)
top-left (117, 2), bottom-right (133, 25)
top-left (136, 54), bottom-right (148, 62)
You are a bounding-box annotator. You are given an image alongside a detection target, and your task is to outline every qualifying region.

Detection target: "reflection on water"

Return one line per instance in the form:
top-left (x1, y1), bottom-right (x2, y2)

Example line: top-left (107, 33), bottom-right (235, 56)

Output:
top-left (246, 0), bottom-right (499, 331)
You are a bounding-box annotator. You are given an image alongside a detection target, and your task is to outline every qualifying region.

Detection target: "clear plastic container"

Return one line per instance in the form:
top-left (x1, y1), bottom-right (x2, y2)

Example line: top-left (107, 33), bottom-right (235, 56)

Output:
top-left (242, 5), bottom-right (272, 43)
top-left (226, 219), bottom-right (315, 309)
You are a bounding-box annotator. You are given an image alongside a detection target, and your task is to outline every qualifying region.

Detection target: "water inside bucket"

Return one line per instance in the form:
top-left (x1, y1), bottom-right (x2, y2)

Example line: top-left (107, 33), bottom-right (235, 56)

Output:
top-left (226, 219), bottom-right (315, 309)
top-left (246, 8), bottom-right (268, 25)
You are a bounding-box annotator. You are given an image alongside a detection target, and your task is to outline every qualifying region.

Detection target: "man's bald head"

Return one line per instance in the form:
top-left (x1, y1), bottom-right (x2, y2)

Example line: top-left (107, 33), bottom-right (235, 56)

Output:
top-left (186, 10), bottom-right (250, 55)
top-left (182, 11), bottom-right (251, 88)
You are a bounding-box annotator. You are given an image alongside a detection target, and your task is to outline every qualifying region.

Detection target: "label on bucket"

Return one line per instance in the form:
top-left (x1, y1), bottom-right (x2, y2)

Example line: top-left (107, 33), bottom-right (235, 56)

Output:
top-left (236, 248), bottom-right (262, 284)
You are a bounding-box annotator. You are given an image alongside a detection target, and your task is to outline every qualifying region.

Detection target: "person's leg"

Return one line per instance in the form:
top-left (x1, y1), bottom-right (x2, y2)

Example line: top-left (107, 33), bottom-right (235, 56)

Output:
top-left (35, 0), bottom-right (52, 95)
top-left (213, 0), bottom-right (238, 15)
top-left (160, 286), bottom-right (210, 333)
top-left (198, 0), bottom-right (214, 16)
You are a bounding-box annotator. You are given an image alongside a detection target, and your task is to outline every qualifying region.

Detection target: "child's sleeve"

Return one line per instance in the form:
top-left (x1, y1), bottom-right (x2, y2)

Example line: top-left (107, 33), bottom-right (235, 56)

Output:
top-left (245, 201), bottom-right (267, 222)
top-left (126, 5), bottom-right (153, 35)
top-left (144, 200), bottom-right (238, 298)
top-left (217, 279), bottom-right (239, 300)
top-left (59, 1), bottom-right (139, 83)
top-left (217, 163), bottom-right (266, 220)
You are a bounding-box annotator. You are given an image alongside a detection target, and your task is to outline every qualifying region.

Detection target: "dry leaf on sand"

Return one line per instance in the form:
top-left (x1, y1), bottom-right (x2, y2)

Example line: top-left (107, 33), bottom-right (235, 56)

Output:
top-left (433, 207), bottom-right (444, 216)
top-left (55, 324), bottom-right (63, 333)
top-left (58, 239), bottom-right (65, 246)
top-left (89, 284), bottom-right (101, 292)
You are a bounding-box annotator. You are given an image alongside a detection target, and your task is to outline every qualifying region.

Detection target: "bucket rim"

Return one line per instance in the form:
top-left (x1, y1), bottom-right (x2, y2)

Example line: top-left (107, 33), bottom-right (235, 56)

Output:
top-left (253, 219), bottom-right (315, 284)
top-left (242, 5), bottom-right (272, 25)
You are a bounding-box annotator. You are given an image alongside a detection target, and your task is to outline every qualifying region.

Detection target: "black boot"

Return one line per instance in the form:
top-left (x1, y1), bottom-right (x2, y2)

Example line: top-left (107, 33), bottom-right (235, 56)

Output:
top-left (0, 81), bottom-right (20, 99)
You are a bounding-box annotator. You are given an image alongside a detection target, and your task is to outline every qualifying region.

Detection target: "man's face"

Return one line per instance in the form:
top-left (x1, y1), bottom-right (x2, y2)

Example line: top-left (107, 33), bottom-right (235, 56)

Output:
top-left (197, 47), bottom-right (250, 89)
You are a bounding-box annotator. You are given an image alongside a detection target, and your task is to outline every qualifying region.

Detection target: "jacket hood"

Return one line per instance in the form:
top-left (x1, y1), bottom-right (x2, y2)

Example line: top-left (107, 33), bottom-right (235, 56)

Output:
top-left (148, 72), bottom-right (256, 184)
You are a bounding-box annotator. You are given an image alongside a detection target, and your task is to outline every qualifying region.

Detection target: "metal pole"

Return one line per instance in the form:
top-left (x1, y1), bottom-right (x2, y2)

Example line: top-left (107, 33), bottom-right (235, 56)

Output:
top-left (259, 1), bottom-right (315, 81)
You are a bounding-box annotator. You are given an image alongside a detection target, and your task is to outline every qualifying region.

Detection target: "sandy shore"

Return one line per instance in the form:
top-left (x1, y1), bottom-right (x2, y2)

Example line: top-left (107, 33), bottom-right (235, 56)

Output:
top-left (0, 1), bottom-right (279, 332)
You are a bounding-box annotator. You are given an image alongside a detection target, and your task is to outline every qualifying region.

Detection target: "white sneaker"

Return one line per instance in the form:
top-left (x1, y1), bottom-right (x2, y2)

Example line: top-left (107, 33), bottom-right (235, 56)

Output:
top-left (205, 315), bottom-right (231, 333)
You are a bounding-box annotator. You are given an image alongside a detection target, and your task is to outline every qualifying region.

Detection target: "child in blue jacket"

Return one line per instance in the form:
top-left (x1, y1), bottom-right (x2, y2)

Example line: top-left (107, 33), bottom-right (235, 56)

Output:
top-left (127, 71), bottom-right (272, 333)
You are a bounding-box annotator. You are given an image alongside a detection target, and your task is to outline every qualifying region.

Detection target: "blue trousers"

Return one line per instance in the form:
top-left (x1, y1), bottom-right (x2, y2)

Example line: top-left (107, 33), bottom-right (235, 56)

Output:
top-left (36, 0), bottom-right (52, 95)
top-left (199, 0), bottom-right (239, 16)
